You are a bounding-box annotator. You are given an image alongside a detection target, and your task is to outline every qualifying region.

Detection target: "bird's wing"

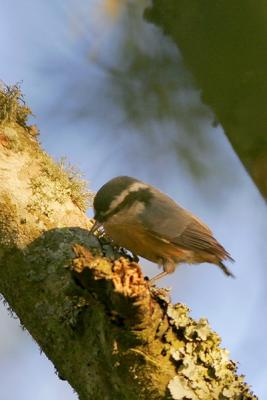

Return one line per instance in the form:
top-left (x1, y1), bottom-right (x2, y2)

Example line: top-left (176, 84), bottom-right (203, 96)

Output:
top-left (172, 220), bottom-right (232, 261)
top-left (140, 189), bottom-right (232, 261)
top-left (139, 189), bottom-right (192, 238)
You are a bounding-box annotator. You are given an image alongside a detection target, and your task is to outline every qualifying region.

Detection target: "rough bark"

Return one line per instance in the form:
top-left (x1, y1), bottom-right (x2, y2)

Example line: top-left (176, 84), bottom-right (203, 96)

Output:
top-left (145, 1), bottom-right (267, 201)
top-left (0, 86), bottom-right (257, 399)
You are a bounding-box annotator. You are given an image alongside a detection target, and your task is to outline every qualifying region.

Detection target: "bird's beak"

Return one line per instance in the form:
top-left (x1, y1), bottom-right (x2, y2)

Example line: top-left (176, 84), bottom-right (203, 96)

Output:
top-left (90, 220), bottom-right (101, 234)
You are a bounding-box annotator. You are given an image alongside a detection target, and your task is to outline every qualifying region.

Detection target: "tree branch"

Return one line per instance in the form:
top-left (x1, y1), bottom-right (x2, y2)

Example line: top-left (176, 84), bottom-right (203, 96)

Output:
top-left (0, 85), bottom-right (257, 399)
top-left (145, 1), bottom-right (267, 200)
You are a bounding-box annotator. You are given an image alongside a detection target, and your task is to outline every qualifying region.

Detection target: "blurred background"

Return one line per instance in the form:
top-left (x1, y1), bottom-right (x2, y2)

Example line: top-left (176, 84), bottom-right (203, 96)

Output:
top-left (1, 0), bottom-right (266, 398)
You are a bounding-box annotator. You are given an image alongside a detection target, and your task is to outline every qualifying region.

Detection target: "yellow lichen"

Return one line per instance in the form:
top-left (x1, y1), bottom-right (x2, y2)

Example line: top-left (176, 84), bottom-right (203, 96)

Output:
top-left (166, 303), bottom-right (258, 399)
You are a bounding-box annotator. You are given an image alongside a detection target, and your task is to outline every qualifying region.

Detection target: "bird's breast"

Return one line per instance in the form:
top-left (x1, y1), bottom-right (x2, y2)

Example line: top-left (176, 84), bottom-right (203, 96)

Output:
top-left (103, 221), bottom-right (195, 265)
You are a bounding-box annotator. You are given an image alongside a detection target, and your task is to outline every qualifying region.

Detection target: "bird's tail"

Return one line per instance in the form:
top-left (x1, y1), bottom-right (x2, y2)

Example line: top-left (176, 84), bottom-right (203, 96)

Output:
top-left (218, 261), bottom-right (235, 278)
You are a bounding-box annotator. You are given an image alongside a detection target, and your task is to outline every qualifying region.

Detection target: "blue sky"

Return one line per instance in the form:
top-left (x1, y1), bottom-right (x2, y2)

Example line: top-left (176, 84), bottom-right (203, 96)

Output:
top-left (0, 1), bottom-right (266, 398)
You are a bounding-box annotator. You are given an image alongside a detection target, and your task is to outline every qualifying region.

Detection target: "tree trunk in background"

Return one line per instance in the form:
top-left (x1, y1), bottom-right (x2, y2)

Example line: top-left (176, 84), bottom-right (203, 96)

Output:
top-left (146, 1), bottom-right (267, 201)
top-left (0, 86), bottom-right (257, 399)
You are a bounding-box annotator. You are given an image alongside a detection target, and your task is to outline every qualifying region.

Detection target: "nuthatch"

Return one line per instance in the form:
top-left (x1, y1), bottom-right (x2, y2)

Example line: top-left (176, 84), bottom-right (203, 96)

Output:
top-left (91, 176), bottom-right (234, 281)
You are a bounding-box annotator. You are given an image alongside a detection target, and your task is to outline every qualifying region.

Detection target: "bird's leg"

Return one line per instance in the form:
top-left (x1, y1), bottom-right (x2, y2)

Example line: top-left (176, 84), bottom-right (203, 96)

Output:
top-left (149, 260), bottom-right (175, 284)
top-left (89, 220), bottom-right (101, 234)
top-left (131, 253), bottom-right (140, 263)
top-left (119, 248), bottom-right (139, 262)
top-left (149, 271), bottom-right (169, 284)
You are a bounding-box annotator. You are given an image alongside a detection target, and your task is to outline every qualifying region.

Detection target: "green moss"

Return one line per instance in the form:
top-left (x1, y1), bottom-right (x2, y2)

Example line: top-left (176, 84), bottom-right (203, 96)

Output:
top-left (0, 84), bottom-right (92, 212)
top-left (57, 157), bottom-right (93, 211)
top-left (28, 154), bottom-right (92, 214)
top-left (0, 193), bottom-right (19, 247)
top-left (0, 83), bottom-right (37, 136)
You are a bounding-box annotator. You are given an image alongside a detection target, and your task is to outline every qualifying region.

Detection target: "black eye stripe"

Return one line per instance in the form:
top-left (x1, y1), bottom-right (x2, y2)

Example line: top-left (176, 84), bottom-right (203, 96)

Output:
top-left (93, 176), bottom-right (139, 217)
top-left (100, 188), bottom-right (152, 221)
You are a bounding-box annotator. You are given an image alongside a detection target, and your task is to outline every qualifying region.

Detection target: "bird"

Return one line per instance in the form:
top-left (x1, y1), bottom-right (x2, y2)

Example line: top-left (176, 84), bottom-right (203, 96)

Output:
top-left (90, 176), bottom-right (234, 282)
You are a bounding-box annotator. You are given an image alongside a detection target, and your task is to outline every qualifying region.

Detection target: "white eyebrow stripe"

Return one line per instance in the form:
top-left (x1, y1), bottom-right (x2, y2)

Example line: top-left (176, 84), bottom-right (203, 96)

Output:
top-left (104, 182), bottom-right (148, 215)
